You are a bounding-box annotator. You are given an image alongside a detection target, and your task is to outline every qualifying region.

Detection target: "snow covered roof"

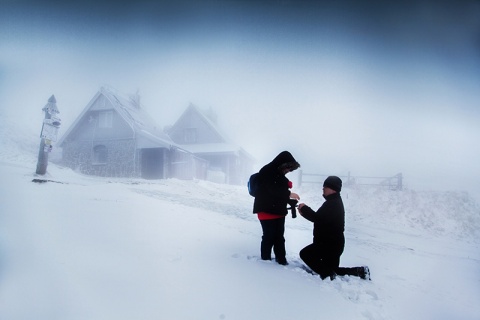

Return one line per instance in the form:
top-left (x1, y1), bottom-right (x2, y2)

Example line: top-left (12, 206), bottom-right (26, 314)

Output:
top-left (168, 103), bottom-right (255, 160)
top-left (98, 87), bottom-right (174, 146)
top-left (58, 87), bottom-right (176, 149)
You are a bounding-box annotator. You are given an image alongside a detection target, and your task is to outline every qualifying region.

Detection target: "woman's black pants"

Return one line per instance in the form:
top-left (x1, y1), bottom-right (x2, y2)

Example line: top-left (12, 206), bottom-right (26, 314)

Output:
top-left (259, 217), bottom-right (286, 263)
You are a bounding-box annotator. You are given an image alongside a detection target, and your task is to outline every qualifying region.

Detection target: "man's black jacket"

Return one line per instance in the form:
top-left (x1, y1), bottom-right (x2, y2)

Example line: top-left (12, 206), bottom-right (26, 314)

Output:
top-left (300, 192), bottom-right (345, 255)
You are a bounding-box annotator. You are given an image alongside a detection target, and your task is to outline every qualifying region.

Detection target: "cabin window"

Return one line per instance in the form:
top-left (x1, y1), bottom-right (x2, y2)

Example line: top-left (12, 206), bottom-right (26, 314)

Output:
top-left (98, 111), bottom-right (113, 128)
top-left (184, 128), bottom-right (197, 143)
top-left (93, 145), bottom-right (108, 164)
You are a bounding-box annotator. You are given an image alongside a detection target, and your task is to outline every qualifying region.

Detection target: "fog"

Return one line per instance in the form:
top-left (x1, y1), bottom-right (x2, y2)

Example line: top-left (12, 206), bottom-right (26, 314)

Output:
top-left (1, 0), bottom-right (479, 200)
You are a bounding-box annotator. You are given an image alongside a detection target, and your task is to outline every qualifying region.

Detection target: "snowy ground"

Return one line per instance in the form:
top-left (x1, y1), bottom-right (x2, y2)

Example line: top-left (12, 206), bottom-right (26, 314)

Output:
top-left (0, 128), bottom-right (479, 320)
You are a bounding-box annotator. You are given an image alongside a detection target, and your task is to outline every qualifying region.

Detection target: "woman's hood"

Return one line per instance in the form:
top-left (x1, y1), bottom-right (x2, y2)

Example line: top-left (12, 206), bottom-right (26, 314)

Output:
top-left (270, 151), bottom-right (300, 171)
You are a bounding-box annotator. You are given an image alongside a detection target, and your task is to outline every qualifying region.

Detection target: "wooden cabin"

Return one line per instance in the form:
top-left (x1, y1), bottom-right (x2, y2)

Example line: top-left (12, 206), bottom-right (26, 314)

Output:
top-left (166, 104), bottom-right (254, 185)
top-left (57, 87), bottom-right (206, 180)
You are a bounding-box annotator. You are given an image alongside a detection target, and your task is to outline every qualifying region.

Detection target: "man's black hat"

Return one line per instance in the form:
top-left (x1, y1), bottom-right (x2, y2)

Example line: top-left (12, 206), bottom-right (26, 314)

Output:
top-left (323, 176), bottom-right (342, 192)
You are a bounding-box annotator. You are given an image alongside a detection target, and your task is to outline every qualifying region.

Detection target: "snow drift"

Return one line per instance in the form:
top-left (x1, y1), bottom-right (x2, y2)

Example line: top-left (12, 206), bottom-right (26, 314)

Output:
top-left (0, 119), bottom-right (479, 320)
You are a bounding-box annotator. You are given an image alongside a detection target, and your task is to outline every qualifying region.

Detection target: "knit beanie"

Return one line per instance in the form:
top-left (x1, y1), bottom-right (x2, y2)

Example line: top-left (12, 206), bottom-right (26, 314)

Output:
top-left (323, 176), bottom-right (342, 193)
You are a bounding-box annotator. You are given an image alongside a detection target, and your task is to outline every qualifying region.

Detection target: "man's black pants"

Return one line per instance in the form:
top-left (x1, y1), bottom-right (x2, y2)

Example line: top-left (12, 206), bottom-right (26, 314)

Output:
top-left (300, 243), bottom-right (340, 279)
top-left (300, 243), bottom-right (363, 279)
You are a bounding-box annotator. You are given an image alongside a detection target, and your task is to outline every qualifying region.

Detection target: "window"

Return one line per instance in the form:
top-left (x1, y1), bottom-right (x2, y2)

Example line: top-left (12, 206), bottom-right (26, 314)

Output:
top-left (184, 128), bottom-right (197, 143)
top-left (98, 111), bottom-right (113, 128)
top-left (93, 145), bottom-right (108, 164)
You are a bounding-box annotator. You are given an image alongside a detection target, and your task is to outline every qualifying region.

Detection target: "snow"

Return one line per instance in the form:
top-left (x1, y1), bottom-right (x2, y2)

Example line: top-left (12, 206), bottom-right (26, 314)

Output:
top-left (0, 122), bottom-right (479, 320)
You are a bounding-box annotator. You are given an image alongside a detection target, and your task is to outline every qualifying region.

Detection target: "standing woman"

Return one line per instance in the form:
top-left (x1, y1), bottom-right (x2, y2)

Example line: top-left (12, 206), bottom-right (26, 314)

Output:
top-left (253, 151), bottom-right (300, 265)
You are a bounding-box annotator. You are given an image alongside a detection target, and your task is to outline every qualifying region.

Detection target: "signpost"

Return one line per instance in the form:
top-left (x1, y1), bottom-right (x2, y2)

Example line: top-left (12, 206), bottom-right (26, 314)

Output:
top-left (36, 95), bottom-right (61, 175)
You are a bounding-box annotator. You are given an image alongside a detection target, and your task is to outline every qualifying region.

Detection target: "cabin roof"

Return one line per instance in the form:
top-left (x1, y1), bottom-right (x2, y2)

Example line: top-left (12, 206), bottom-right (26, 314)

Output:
top-left (58, 87), bottom-right (175, 148)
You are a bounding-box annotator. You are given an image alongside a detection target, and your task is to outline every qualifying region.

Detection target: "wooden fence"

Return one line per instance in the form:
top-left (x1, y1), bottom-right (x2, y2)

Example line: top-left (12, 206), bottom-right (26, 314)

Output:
top-left (298, 171), bottom-right (403, 191)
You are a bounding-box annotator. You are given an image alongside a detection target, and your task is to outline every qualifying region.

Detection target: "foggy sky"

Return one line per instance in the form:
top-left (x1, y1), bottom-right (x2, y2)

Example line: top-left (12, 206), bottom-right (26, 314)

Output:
top-left (1, 0), bottom-right (479, 199)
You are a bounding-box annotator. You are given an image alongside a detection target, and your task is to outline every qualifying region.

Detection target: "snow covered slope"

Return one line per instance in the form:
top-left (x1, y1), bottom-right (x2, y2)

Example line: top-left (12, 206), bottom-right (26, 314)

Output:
top-left (0, 120), bottom-right (479, 320)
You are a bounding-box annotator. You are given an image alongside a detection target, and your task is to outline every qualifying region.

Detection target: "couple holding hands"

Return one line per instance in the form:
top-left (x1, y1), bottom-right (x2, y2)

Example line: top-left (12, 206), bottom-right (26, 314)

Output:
top-left (252, 151), bottom-right (370, 281)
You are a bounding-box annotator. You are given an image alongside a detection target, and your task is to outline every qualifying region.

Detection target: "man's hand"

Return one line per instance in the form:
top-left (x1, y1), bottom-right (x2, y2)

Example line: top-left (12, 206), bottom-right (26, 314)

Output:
top-left (297, 203), bottom-right (306, 215)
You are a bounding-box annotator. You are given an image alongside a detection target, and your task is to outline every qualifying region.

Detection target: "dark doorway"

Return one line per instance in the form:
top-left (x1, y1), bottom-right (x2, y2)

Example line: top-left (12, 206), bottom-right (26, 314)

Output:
top-left (141, 148), bottom-right (165, 179)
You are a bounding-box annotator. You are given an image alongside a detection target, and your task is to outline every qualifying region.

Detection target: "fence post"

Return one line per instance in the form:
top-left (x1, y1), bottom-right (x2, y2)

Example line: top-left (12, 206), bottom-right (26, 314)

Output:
top-left (397, 173), bottom-right (403, 190)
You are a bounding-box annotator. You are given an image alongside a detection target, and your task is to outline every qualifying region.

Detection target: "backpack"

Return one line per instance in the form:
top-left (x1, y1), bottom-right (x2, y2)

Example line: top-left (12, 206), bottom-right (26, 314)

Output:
top-left (247, 173), bottom-right (260, 197)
